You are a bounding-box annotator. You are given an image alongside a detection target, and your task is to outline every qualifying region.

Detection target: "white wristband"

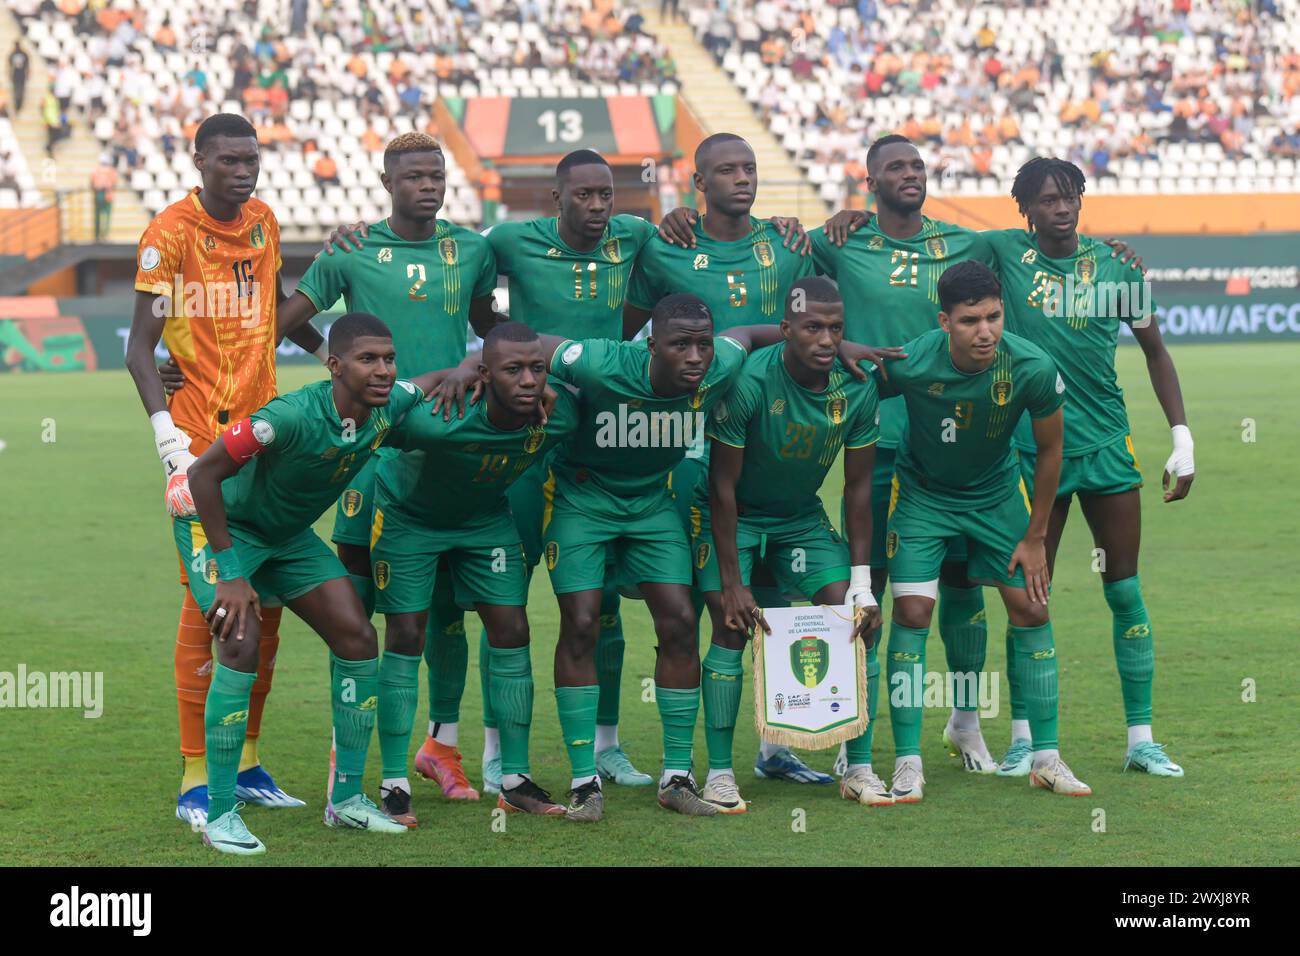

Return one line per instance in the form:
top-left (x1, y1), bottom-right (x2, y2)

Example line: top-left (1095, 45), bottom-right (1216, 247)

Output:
top-left (1171, 424), bottom-right (1193, 451)
top-left (150, 409), bottom-right (177, 443)
top-left (313, 341), bottom-right (330, 364)
top-left (849, 565), bottom-right (871, 591)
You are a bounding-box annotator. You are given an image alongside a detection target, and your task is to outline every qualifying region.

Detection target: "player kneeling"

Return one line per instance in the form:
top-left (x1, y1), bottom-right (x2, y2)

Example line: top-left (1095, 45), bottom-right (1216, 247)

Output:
top-left (699, 277), bottom-right (889, 813)
top-left (183, 313), bottom-right (440, 854)
top-left (369, 323), bottom-right (578, 823)
top-left (872, 262), bottom-right (1090, 802)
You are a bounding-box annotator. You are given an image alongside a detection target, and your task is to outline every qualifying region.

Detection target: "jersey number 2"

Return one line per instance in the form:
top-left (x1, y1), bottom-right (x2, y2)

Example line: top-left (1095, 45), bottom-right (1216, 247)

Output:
top-left (408, 263), bottom-right (428, 301)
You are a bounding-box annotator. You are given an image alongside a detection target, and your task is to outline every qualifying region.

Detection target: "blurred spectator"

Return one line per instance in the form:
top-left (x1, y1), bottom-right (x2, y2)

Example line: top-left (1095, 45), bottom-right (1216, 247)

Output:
top-left (312, 153), bottom-right (340, 187)
top-left (8, 41), bottom-right (29, 113)
top-left (0, 149), bottom-right (19, 190)
top-left (480, 160), bottom-right (502, 227)
top-left (90, 153), bottom-right (118, 240)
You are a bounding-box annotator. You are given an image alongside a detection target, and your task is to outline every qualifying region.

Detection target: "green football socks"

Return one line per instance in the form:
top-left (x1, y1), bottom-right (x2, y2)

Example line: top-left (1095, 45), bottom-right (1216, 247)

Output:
top-left (205, 663), bottom-right (256, 821)
top-left (657, 685), bottom-right (701, 773)
top-left (1104, 575), bottom-right (1155, 727)
top-left (938, 584), bottom-right (987, 711)
top-left (595, 583), bottom-right (625, 728)
top-left (886, 623), bottom-right (929, 758)
top-left (1011, 623), bottom-right (1059, 752)
top-left (377, 650), bottom-right (420, 779)
top-left (489, 645), bottom-right (534, 776)
top-left (701, 644), bottom-right (744, 770)
top-left (331, 654), bottom-right (379, 803)
top-left (844, 631), bottom-right (881, 765)
top-left (555, 684), bottom-right (600, 778)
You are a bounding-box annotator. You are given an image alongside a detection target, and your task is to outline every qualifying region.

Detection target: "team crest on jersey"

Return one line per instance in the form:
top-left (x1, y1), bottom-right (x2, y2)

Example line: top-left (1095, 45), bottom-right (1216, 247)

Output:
top-left (203, 235), bottom-right (217, 253)
top-left (927, 382), bottom-right (945, 396)
top-left (545, 541), bottom-right (559, 570)
top-left (602, 239), bottom-right (622, 263)
top-left (524, 428), bottom-right (546, 454)
top-left (342, 488), bottom-right (364, 517)
top-left (374, 561), bottom-right (390, 591)
top-left (377, 247), bottom-right (393, 263)
top-left (1074, 256), bottom-right (1096, 284)
top-left (868, 235), bottom-right (884, 250)
top-left (1020, 249), bottom-right (1038, 265)
top-left (885, 530), bottom-right (899, 559)
top-left (991, 379), bottom-right (1013, 406)
top-left (752, 241), bottom-right (774, 268)
top-left (827, 396), bottom-right (847, 425)
top-left (439, 237), bottom-right (458, 265)
top-left (695, 541), bottom-right (711, 570)
top-left (693, 254), bottom-right (709, 270)
top-left (250, 223), bottom-right (265, 249)
top-left (204, 558), bottom-right (219, 585)
top-left (925, 236), bottom-right (948, 260)
top-left (140, 245), bottom-right (161, 271)
top-left (770, 398), bottom-right (786, 415)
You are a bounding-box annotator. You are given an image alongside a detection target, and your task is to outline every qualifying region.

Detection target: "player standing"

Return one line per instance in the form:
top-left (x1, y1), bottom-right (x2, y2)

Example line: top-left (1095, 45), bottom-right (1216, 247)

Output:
top-left (811, 135), bottom-right (1002, 776)
top-left (125, 113), bottom-right (304, 827)
top-left (624, 133), bottom-right (836, 785)
top-left (985, 158), bottom-right (1192, 776)
top-left (700, 277), bottom-right (887, 812)
top-left (182, 312), bottom-right (440, 853)
top-left (369, 322), bottom-right (579, 822)
top-left (277, 132), bottom-right (500, 809)
top-left (872, 261), bottom-right (1091, 800)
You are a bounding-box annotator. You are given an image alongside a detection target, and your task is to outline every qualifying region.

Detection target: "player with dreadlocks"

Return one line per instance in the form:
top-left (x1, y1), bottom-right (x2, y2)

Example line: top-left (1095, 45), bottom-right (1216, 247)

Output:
top-left (981, 156), bottom-right (1194, 779)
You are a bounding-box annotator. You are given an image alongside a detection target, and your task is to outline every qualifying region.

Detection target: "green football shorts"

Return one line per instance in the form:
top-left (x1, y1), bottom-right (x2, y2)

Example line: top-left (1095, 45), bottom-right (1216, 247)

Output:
top-left (542, 484), bottom-right (691, 593)
top-left (1019, 433), bottom-right (1144, 500)
top-left (886, 478), bottom-right (1033, 589)
top-left (694, 506), bottom-right (849, 600)
top-left (174, 516), bottom-right (346, 614)
top-left (839, 446), bottom-right (968, 569)
top-left (369, 503), bottom-right (528, 613)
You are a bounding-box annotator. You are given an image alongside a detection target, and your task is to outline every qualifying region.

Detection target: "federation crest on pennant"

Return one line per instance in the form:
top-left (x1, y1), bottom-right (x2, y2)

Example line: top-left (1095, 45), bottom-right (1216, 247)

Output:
top-left (926, 236), bottom-right (948, 260)
top-left (439, 237), bottom-right (458, 265)
top-left (991, 379), bottom-right (1013, 406)
top-left (790, 636), bottom-right (830, 689)
top-left (603, 239), bottom-right (622, 263)
top-left (342, 488), bottom-right (364, 517)
top-left (1074, 256), bottom-right (1096, 284)
top-left (752, 241), bottom-right (774, 268)
top-left (374, 561), bottom-right (390, 590)
top-left (524, 428), bottom-right (545, 454)
top-left (827, 396), bottom-right (847, 425)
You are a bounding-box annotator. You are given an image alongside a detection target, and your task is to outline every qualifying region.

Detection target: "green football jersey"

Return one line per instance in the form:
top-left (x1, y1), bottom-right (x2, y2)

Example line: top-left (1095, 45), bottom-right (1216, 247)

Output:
top-left (874, 327), bottom-right (1064, 508)
top-left (627, 217), bottom-right (816, 328)
top-left (296, 218), bottom-right (496, 378)
top-left (376, 388), bottom-right (579, 529)
top-left (708, 343), bottom-right (879, 530)
top-left (223, 379), bottom-right (425, 542)
top-left (547, 336), bottom-right (747, 512)
top-left (984, 229), bottom-right (1152, 455)
top-left (488, 214), bottom-right (657, 339)
top-left (810, 217), bottom-right (998, 448)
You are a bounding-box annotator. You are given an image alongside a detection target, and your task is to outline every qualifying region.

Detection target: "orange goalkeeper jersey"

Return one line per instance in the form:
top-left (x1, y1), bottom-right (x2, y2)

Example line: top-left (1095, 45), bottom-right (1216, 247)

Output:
top-left (135, 187), bottom-right (282, 452)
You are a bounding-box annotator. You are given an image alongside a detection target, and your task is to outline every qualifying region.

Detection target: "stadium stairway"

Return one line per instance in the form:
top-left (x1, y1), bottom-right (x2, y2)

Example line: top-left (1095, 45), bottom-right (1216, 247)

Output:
top-left (639, 4), bottom-right (827, 221)
top-left (2, 9), bottom-right (148, 245)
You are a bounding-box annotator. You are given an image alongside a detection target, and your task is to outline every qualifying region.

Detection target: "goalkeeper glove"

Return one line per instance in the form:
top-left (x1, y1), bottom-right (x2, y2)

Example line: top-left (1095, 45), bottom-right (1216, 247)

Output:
top-left (153, 411), bottom-right (197, 517)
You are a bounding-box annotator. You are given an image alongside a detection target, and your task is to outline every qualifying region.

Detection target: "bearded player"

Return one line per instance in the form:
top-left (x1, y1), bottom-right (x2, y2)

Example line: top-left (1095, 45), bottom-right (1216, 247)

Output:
top-left (125, 112), bottom-right (312, 827)
top-left (276, 132), bottom-right (500, 809)
top-left (982, 158), bottom-right (1192, 777)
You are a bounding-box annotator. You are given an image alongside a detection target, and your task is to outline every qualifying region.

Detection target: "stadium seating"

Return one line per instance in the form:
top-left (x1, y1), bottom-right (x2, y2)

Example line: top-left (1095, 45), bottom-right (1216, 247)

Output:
top-left (687, 0), bottom-right (1300, 205)
top-left (14, 0), bottom-right (677, 235)
top-left (0, 119), bottom-right (41, 208)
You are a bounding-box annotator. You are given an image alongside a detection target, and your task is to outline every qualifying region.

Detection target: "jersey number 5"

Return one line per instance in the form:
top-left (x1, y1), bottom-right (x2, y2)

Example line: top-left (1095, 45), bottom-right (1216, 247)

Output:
top-left (727, 271), bottom-right (747, 307)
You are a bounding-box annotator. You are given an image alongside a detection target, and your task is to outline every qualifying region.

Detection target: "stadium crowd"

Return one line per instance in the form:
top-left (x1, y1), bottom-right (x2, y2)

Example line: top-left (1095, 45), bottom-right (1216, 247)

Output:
top-left (690, 0), bottom-right (1300, 204)
top-left (11, 0), bottom-right (676, 228)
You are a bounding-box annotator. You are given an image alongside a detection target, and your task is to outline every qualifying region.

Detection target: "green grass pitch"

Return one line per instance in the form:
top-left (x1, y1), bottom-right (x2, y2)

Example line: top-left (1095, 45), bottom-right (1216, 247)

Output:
top-left (1, 343), bottom-right (1296, 866)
